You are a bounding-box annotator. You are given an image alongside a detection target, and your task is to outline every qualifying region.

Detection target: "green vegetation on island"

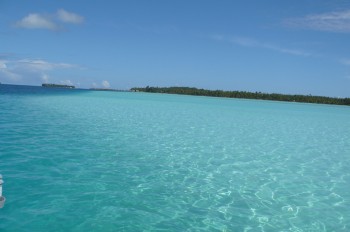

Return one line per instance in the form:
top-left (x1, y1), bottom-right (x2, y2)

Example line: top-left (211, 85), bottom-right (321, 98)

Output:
top-left (42, 83), bottom-right (75, 89)
top-left (131, 86), bottom-right (350, 106)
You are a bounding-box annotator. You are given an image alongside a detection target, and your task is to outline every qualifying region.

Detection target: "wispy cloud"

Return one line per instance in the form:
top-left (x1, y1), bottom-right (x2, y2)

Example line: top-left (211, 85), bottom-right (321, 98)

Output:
top-left (57, 9), bottom-right (84, 24)
top-left (0, 58), bottom-right (78, 84)
top-left (15, 9), bottom-right (84, 31)
top-left (263, 44), bottom-right (311, 56)
top-left (340, 59), bottom-right (350, 65)
top-left (228, 36), bottom-right (259, 47)
top-left (0, 60), bottom-right (21, 81)
top-left (0, 60), bottom-right (7, 69)
top-left (15, 13), bottom-right (57, 30)
top-left (284, 9), bottom-right (350, 33)
top-left (16, 59), bottom-right (77, 71)
top-left (213, 35), bottom-right (311, 57)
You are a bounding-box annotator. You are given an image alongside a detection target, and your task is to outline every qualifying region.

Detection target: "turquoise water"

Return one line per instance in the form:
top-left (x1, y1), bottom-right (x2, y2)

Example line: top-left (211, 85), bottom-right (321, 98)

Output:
top-left (0, 84), bottom-right (350, 231)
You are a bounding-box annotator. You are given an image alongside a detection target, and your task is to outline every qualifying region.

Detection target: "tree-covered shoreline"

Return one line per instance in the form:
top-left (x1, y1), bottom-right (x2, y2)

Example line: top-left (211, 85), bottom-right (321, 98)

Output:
top-left (131, 86), bottom-right (350, 106)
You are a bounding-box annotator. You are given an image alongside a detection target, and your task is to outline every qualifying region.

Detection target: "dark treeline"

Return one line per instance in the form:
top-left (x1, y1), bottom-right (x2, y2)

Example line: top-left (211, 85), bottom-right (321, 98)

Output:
top-left (131, 86), bottom-right (350, 106)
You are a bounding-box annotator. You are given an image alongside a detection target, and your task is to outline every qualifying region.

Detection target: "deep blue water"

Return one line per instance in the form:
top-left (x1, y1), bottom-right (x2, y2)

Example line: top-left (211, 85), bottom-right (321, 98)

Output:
top-left (1, 84), bottom-right (350, 231)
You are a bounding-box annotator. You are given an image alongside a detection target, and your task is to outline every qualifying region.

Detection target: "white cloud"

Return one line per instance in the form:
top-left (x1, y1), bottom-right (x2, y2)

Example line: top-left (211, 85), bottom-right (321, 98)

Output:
top-left (41, 74), bottom-right (49, 83)
top-left (0, 58), bottom-right (78, 84)
top-left (15, 13), bottom-right (57, 30)
top-left (57, 9), bottom-right (84, 24)
top-left (284, 10), bottom-right (350, 33)
top-left (60, 79), bottom-right (73, 86)
top-left (15, 9), bottom-right (83, 31)
top-left (0, 60), bottom-right (7, 69)
top-left (102, 80), bottom-right (110, 88)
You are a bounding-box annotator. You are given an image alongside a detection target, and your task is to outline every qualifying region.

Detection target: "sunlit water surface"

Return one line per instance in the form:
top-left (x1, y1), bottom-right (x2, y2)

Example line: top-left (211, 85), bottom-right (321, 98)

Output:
top-left (1, 84), bottom-right (350, 231)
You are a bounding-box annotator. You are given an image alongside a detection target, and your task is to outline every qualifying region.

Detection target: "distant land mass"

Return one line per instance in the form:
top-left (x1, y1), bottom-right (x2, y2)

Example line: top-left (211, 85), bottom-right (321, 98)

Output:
top-left (90, 88), bottom-right (130, 92)
top-left (42, 83), bottom-right (75, 89)
top-left (131, 86), bottom-right (350, 106)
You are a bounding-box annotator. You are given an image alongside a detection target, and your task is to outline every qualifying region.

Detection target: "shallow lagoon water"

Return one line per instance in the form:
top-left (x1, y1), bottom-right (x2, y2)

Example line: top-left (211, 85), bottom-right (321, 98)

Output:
top-left (0, 85), bottom-right (350, 231)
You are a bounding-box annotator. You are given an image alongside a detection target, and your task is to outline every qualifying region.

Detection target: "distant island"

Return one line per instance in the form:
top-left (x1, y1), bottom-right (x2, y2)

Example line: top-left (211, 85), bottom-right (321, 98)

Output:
top-left (42, 83), bottom-right (75, 89)
top-left (131, 86), bottom-right (350, 106)
top-left (90, 88), bottom-right (130, 92)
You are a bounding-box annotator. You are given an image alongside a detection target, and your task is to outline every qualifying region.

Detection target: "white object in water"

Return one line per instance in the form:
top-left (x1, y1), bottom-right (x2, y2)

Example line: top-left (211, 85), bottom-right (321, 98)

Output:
top-left (0, 174), bottom-right (5, 208)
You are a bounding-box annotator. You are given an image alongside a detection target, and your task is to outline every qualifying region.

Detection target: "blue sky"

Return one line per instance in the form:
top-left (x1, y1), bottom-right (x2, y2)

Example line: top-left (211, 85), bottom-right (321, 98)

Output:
top-left (1, 0), bottom-right (350, 97)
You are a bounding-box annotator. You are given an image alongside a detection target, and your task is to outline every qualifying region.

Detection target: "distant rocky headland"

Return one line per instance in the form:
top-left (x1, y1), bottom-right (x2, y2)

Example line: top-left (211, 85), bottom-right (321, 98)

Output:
top-left (42, 83), bottom-right (75, 89)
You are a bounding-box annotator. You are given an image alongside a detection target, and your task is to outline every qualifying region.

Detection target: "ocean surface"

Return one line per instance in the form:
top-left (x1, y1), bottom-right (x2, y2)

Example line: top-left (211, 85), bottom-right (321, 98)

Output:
top-left (0, 84), bottom-right (350, 231)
